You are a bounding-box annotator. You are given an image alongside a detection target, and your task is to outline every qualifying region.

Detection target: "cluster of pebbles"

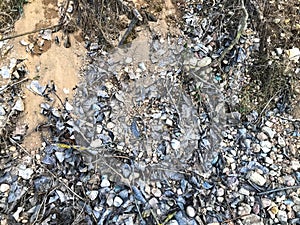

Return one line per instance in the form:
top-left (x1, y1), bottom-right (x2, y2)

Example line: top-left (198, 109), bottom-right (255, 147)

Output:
top-left (0, 0), bottom-right (300, 224)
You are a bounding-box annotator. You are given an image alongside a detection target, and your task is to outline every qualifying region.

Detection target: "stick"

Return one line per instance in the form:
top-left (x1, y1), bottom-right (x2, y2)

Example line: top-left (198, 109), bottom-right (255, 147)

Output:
top-left (257, 185), bottom-right (300, 196)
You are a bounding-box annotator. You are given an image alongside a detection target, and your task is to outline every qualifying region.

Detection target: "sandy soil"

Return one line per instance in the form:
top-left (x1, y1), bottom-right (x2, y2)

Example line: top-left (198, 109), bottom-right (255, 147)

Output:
top-left (9, 0), bottom-right (85, 153)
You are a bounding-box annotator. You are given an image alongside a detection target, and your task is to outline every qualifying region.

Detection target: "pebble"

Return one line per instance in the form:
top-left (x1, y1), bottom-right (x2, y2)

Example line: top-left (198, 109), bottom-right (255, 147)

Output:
top-left (248, 171), bottom-right (266, 186)
top-left (239, 187), bottom-right (250, 196)
top-left (113, 196), bottom-right (123, 207)
top-left (197, 56), bottom-right (212, 68)
top-left (100, 177), bottom-right (110, 187)
top-left (88, 190), bottom-right (98, 201)
top-left (0, 106), bottom-right (6, 116)
top-left (0, 183), bottom-right (10, 192)
top-left (238, 203), bottom-right (252, 216)
top-left (151, 188), bottom-right (162, 198)
top-left (262, 126), bottom-right (275, 139)
top-left (257, 132), bottom-right (268, 141)
top-left (291, 160), bottom-right (300, 170)
top-left (18, 166), bottom-right (34, 180)
top-left (167, 220), bottom-right (179, 225)
top-left (277, 135), bottom-right (286, 147)
top-left (277, 210), bottom-right (288, 223)
top-left (171, 139), bottom-right (180, 150)
top-left (217, 188), bottom-right (224, 197)
top-left (186, 205), bottom-right (196, 218)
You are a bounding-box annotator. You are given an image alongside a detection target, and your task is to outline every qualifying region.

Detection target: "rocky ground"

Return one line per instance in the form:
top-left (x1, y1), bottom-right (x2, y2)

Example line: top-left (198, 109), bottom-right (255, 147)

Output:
top-left (0, 0), bottom-right (300, 225)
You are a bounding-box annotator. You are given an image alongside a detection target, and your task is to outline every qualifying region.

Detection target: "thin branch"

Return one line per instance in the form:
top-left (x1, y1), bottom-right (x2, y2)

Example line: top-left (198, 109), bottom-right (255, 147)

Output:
top-left (257, 185), bottom-right (300, 196)
top-left (10, 138), bottom-right (86, 201)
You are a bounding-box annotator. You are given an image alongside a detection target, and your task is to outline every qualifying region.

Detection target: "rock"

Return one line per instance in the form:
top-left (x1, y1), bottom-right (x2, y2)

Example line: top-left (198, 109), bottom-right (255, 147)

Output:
top-left (88, 190), bottom-right (98, 201)
top-left (277, 210), bottom-right (288, 223)
top-left (257, 132), bottom-right (268, 141)
top-left (262, 126), bottom-right (275, 139)
top-left (291, 160), bottom-right (300, 170)
top-left (186, 205), bottom-right (196, 218)
top-left (0, 183), bottom-right (10, 192)
top-left (12, 98), bottom-right (24, 111)
top-left (167, 220), bottom-right (179, 225)
top-left (248, 171), bottom-right (266, 186)
top-left (0, 106), bottom-right (5, 116)
top-left (148, 197), bottom-right (159, 208)
top-left (197, 57), bottom-right (212, 67)
top-left (217, 188), bottom-right (225, 197)
top-left (151, 188), bottom-right (162, 198)
top-left (18, 166), bottom-right (34, 180)
top-left (113, 196), bottom-right (123, 207)
top-left (125, 57), bottom-right (133, 64)
top-left (100, 177), bottom-right (110, 188)
top-left (283, 175), bottom-right (295, 186)
top-left (238, 203), bottom-right (252, 216)
top-left (277, 135), bottom-right (285, 147)
top-left (239, 187), bottom-right (250, 196)
top-left (55, 152), bottom-right (65, 163)
top-left (171, 139), bottom-right (180, 150)
top-left (287, 47), bottom-right (300, 62)
top-left (242, 214), bottom-right (264, 225)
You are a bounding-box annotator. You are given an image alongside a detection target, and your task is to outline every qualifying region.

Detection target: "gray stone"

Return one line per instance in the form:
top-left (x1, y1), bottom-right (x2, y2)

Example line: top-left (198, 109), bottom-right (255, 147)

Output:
top-left (197, 57), bottom-right (212, 67)
top-left (87, 190), bottom-right (98, 201)
top-left (277, 135), bottom-right (286, 147)
top-left (18, 166), bottom-right (34, 180)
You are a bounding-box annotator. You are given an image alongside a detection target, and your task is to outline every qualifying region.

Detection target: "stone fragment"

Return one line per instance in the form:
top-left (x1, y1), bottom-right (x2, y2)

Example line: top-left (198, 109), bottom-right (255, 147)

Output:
top-left (277, 135), bottom-right (286, 147)
top-left (18, 166), bottom-right (34, 180)
top-left (248, 171), bottom-right (266, 186)
top-left (88, 190), bottom-right (98, 201)
top-left (171, 139), bottom-right (180, 150)
top-left (151, 188), bottom-right (162, 198)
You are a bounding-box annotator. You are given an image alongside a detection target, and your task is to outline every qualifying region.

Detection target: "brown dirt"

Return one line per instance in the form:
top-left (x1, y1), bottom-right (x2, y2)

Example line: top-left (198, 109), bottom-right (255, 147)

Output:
top-left (9, 0), bottom-right (85, 153)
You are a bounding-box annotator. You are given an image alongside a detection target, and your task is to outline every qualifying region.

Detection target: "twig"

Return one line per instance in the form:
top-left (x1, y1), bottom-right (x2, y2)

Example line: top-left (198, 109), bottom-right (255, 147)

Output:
top-left (221, 213), bottom-right (251, 224)
top-left (0, 24), bottom-right (62, 42)
top-left (215, 0), bottom-right (248, 64)
top-left (257, 185), bottom-right (300, 196)
top-left (10, 138), bottom-right (86, 201)
top-left (0, 77), bottom-right (29, 94)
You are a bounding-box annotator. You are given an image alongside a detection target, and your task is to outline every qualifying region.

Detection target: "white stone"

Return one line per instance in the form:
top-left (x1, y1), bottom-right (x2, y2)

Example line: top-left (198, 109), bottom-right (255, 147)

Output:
top-left (12, 98), bottom-right (24, 111)
top-left (291, 160), bottom-right (300, 170)
top-left (262, 126), bottom-right (275, 139)
top-left (260, 140), bottom-right (272, 149)
top-left (287, 47), bottom-right (300, 62)
top-left (238, 203), bottom-right (251, 216)
top-left (261, 198), bottom-right (272, 208)
top-left (113, 196), bottom-right (123, 207)
top-left (171, 139), bottom-right (180, 150)
top-left (277, 210), bottom-right (288, 223)
top-left (277, 135), bottom-right (285, 147)
top-left (90, 139), bottom-right (102, 148)
top-left (167, 220), bottom-right (179, 225)
top-left (248, 171), bottom-right (266, 186)
top-left (151, 188), bottom-right (162, 198)
top-left (88, 190), bottom-right (98, 201)
top-left (55, 152), bottom-right (65, 163)
top-left (217, 188), bottom-right (225, 197)
top-left (18, 166), bottom-right (34, 180)
top-left (186, 205), bottom-right (196, 217)
top-left (0, 183), bottom-right (10, 192)
top-left (166, 118), bottom-right (173, 126)
top-left (100, 178), bottom-right (110, 187)
top-left (239, 187), bottom-right (250, 196)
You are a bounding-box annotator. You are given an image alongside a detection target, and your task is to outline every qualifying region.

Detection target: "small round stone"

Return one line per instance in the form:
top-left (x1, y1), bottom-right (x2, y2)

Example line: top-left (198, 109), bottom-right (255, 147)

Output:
top-left (186, 205), bottom-right (196, 217)
top-left (101, 178), bottom-right (110, 188)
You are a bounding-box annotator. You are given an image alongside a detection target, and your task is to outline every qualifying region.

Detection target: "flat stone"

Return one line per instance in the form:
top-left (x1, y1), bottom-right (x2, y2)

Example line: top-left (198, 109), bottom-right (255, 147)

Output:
top-left (167, 220), bottom-right (179, 225)
top-left (248, 171), bottom-right (266, 186)
top-left (239, 187), bottom-right (250, 196)
top-left (197, 57), bottom-right (212, 68)
top-left (291, 160), bottom-right (300, 170)
top-left (261, 198), bottom-right (272, 208)
top-left (18, 166), bottom-right (34, 180)
top-left (151, 188), bottom-right (162, 198)
top-left (171, 139), bottom-right (180, 150)
top-left (242, 214), bottom-right (264, 225)
top-left (186, 205), bottom-right (196, 217)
